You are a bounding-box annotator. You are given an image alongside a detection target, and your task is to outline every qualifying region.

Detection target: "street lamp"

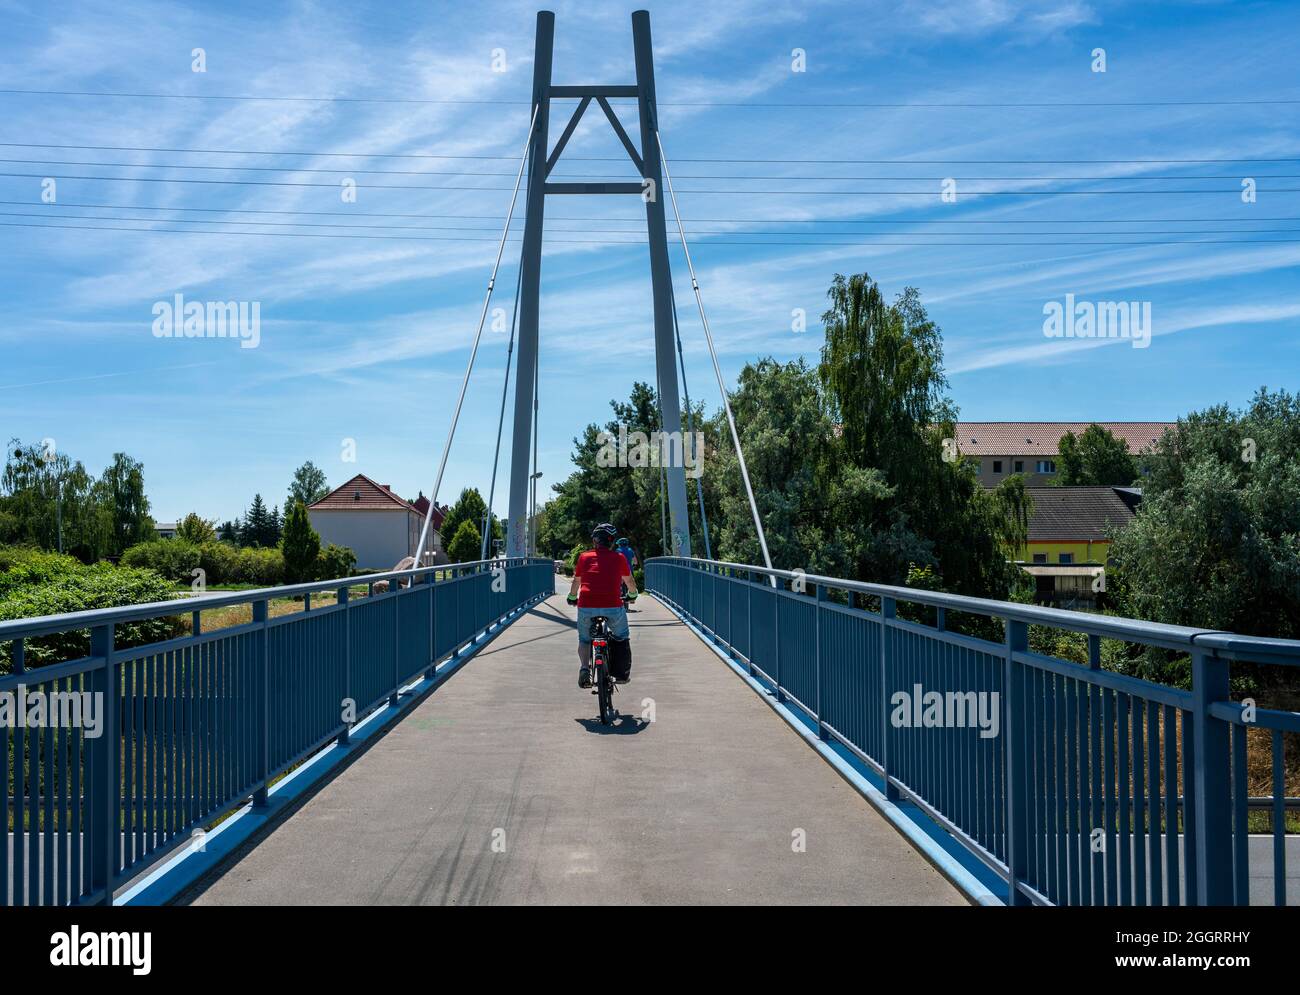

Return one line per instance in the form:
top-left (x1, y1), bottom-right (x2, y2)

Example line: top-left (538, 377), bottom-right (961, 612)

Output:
top-left (529, 471), bottom-right (543, 557)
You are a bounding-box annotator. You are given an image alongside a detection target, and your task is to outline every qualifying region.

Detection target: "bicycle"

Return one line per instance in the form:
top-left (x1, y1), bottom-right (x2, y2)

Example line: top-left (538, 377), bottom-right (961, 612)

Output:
top-left (588, 614), bottom-right (618, 725)
top-left (568, 592), bottom-right (636, 725)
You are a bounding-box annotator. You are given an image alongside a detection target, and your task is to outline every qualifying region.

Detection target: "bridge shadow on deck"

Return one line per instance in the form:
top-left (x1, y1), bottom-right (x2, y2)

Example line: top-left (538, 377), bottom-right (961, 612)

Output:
top-left (182, 581), bottom-right (964, 906)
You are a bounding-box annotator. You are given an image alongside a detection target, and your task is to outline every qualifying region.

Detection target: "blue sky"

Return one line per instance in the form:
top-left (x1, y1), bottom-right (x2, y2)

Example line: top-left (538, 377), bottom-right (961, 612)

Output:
top-left (1, 0), bottom-right (1297, 525)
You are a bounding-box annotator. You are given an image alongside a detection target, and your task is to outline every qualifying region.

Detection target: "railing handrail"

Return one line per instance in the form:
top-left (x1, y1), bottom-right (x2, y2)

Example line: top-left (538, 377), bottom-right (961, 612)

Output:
top-left (645, 555), bottom-right (1300, 664)
top-left (646, 557), bottom-right (1295, 906)
top-left (0, 556), bottom-right (551, 640)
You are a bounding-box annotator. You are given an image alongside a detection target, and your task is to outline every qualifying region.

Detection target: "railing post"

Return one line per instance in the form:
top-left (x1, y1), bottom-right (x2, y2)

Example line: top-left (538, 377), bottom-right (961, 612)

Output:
top-left (746, 569), bottom-right (755, 676)
top-left (338, 586), bottom-right (351, 745)
top-left (814, 583), bottom-right (826, 739)
top-left (1191, 649), bottom-right (1233, 905)
top-left (1004, 618), bottom-right (1031, 905)
top-left (389, 577), bottom-right (400, 708)
top-left (773, 575), bottom-right (784, 704)
top-left (253, 599), bottom-right (270, 807)
top-left (425, 569), bottom-right (437, 679)
top-left (89, 622), bottom-right (117, 904)
top-left (712, 563), bottom-right (718, 638)
top-left (880, 597), bottom-right (901, 802)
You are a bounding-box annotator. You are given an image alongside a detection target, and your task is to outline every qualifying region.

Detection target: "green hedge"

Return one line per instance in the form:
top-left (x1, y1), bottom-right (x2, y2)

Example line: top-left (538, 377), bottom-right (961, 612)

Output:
top-left (0, 546), bottom-right (84, 598)
top-left (121, 539), bottom-right (285, 586)
top-left (0, 564), bottom-right (186, 669)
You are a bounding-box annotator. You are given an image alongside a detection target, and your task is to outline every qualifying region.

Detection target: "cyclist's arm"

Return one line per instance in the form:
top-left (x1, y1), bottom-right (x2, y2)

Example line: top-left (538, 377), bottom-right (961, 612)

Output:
top-left (567, 574), bottom-right (580, 600)
top-left (624, 571), bottom-right (639, 595)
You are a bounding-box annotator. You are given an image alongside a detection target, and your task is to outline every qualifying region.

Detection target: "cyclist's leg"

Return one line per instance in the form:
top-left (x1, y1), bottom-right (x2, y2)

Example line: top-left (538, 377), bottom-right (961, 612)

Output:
top-left (576, 607), bottom-right (594, 688)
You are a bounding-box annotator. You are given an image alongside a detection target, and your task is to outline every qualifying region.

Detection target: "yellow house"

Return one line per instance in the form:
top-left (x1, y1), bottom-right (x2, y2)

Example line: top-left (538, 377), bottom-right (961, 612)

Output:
top-left (1016, 486), bottom-right (1142, 606)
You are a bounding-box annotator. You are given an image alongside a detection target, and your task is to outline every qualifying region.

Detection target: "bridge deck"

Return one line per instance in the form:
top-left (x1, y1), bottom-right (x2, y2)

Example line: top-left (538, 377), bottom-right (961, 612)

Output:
top-left (186, 583), bottom-right (965, 906)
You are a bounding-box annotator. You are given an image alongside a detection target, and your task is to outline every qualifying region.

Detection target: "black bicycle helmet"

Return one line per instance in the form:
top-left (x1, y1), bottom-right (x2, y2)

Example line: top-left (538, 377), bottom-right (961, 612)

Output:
top-left (591, 522), bottom-right (618, 546)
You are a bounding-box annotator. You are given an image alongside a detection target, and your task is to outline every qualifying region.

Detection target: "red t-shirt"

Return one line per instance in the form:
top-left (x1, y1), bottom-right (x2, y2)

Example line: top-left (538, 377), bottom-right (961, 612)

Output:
top-left (575, 547), bottom-right (631, 609)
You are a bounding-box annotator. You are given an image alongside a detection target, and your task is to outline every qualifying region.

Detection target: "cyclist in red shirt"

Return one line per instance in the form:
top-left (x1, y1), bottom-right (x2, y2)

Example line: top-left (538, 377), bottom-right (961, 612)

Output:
top-left (566, 522), bottom-right (638, 688)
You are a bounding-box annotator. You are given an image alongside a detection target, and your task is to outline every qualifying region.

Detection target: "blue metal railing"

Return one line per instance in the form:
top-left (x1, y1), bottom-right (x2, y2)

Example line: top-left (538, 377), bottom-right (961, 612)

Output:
top-left (1, 557), bottom-right (553, 906)
top-left (646, 556), bottom-right (1300, 907)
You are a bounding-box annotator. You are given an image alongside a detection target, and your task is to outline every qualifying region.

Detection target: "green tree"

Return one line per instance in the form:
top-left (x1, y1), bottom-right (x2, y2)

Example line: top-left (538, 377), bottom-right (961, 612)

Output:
top-left (814, 272), bottom-right (1022, 596)
top-left (287, 461), bottom-right (329, 507)
top-left (280, 500), bottom-right (321, 583)
top-left (447, 520), bottom-right (482, 563)
top-left (709, 358), bottom-right (848, 574)
top-left (1056, 424), bottom-right (1140, 486)
top-left (176, 512), bottom-right (217, 544)
top-left (241, 494), bottom-right (275, 547)
top-left (1108, 389), bottom-right (1300, 649)
top-left (819, 274), bottom-right (950, 493)
top-left (95, 452), bottom-right (153, 557)
top-left (1, 439), bottom-right (112, 561)
top-left (440, 488), bottom-right (489, 551)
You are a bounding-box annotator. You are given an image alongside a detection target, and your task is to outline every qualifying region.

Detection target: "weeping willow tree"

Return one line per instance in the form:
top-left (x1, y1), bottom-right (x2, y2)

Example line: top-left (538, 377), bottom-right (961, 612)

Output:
top-left (814, 272), bottom-right (1028, 598)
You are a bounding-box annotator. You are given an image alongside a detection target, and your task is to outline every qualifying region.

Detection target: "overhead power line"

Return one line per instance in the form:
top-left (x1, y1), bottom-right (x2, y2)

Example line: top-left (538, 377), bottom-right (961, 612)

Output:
top-left (4, 210), bottom-right (1298, 238)
top-left (3, 171), bottom-right (1294, 194)
top-left (6, 200), bottom-right (1298, 226)
top-left (5, 142), bottom-right (1298, 165)
top-left (6, 157), bottom-right (1299, 182)
top-left (3, 87), bottom-right (1298, 108)
top-left (8, 220), bottom-right (1300, 247)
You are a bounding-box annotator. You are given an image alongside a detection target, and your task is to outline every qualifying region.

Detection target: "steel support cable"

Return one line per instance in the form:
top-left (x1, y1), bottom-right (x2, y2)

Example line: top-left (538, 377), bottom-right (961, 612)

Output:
top-left (670, 284), bottom-right (712, 559)
top-left (413, 103), bottom-right (537, 565)
top-left (656, 131), bottom-right (774, 577)
top-left (481, 256), bottom-right (525, 561)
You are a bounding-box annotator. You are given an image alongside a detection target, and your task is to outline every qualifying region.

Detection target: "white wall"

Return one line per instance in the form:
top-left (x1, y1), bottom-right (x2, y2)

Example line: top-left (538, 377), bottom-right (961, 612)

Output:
top-left (309, 509), bottom-right (413, 570)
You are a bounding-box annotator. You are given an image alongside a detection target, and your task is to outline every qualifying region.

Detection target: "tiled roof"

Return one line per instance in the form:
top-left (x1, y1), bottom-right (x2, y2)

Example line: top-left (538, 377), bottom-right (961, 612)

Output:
top-left (953, 422), bottom-right (1174, 456)
top-left (1025, 486), bottom-right (1139, 541)
top-left (309, 474), bottom-right (421, 513)
top-left (409, 494), bottom-right (447, 530)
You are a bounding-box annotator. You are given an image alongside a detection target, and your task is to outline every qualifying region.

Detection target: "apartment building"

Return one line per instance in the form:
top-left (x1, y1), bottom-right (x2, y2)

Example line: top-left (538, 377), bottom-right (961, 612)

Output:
top-left (952, 421), bottom-right (1174, 487)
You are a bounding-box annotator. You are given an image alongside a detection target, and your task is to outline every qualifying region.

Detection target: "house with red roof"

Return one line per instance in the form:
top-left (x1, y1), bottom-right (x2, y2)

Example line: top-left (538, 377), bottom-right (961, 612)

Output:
top-left (952, 421), bottom-right (1173, 487)
top-left (307, 474), bottom-right (448, 570)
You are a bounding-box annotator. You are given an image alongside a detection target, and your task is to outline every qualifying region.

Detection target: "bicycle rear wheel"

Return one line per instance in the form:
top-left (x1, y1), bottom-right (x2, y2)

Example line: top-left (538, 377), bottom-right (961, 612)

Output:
top-left (597, 663), bottom-right (614, 724)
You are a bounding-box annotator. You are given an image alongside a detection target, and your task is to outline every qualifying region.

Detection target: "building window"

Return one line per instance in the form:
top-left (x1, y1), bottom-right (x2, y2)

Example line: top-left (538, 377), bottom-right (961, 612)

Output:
top-left (1014, 460), bottom-right (1024, 473)
top-left (992, 460), bottom-right (1003, 473)
top-left (1036, 460), bottom-right (1056, 474)
top-left (1058, 553), bottom-right (1073, 564)
top-left (1032, 553), bottom-right (1047, 564)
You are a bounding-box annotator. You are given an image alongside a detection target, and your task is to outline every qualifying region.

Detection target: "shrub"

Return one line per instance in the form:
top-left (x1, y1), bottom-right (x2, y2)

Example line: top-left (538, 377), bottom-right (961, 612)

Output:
top-left (197, 541), bottom-right (241, 585)
top-left (235, 547), bottom-right (284, 585)
top-left (0, 545), bottom-right (85, 597)
top-left (316, 544), bottom-right (356, 581)
top-left (0, 565), bottom-right (185, 668)
top-left (119, 538), bottom-right (286, 586)
top-left (121, 539), bottom-right (202, 583)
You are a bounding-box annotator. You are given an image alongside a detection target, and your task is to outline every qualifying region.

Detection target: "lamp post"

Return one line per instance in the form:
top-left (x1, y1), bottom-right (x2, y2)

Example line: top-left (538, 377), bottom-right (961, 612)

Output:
top-left (529, 471), bottom-right (543, 557)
